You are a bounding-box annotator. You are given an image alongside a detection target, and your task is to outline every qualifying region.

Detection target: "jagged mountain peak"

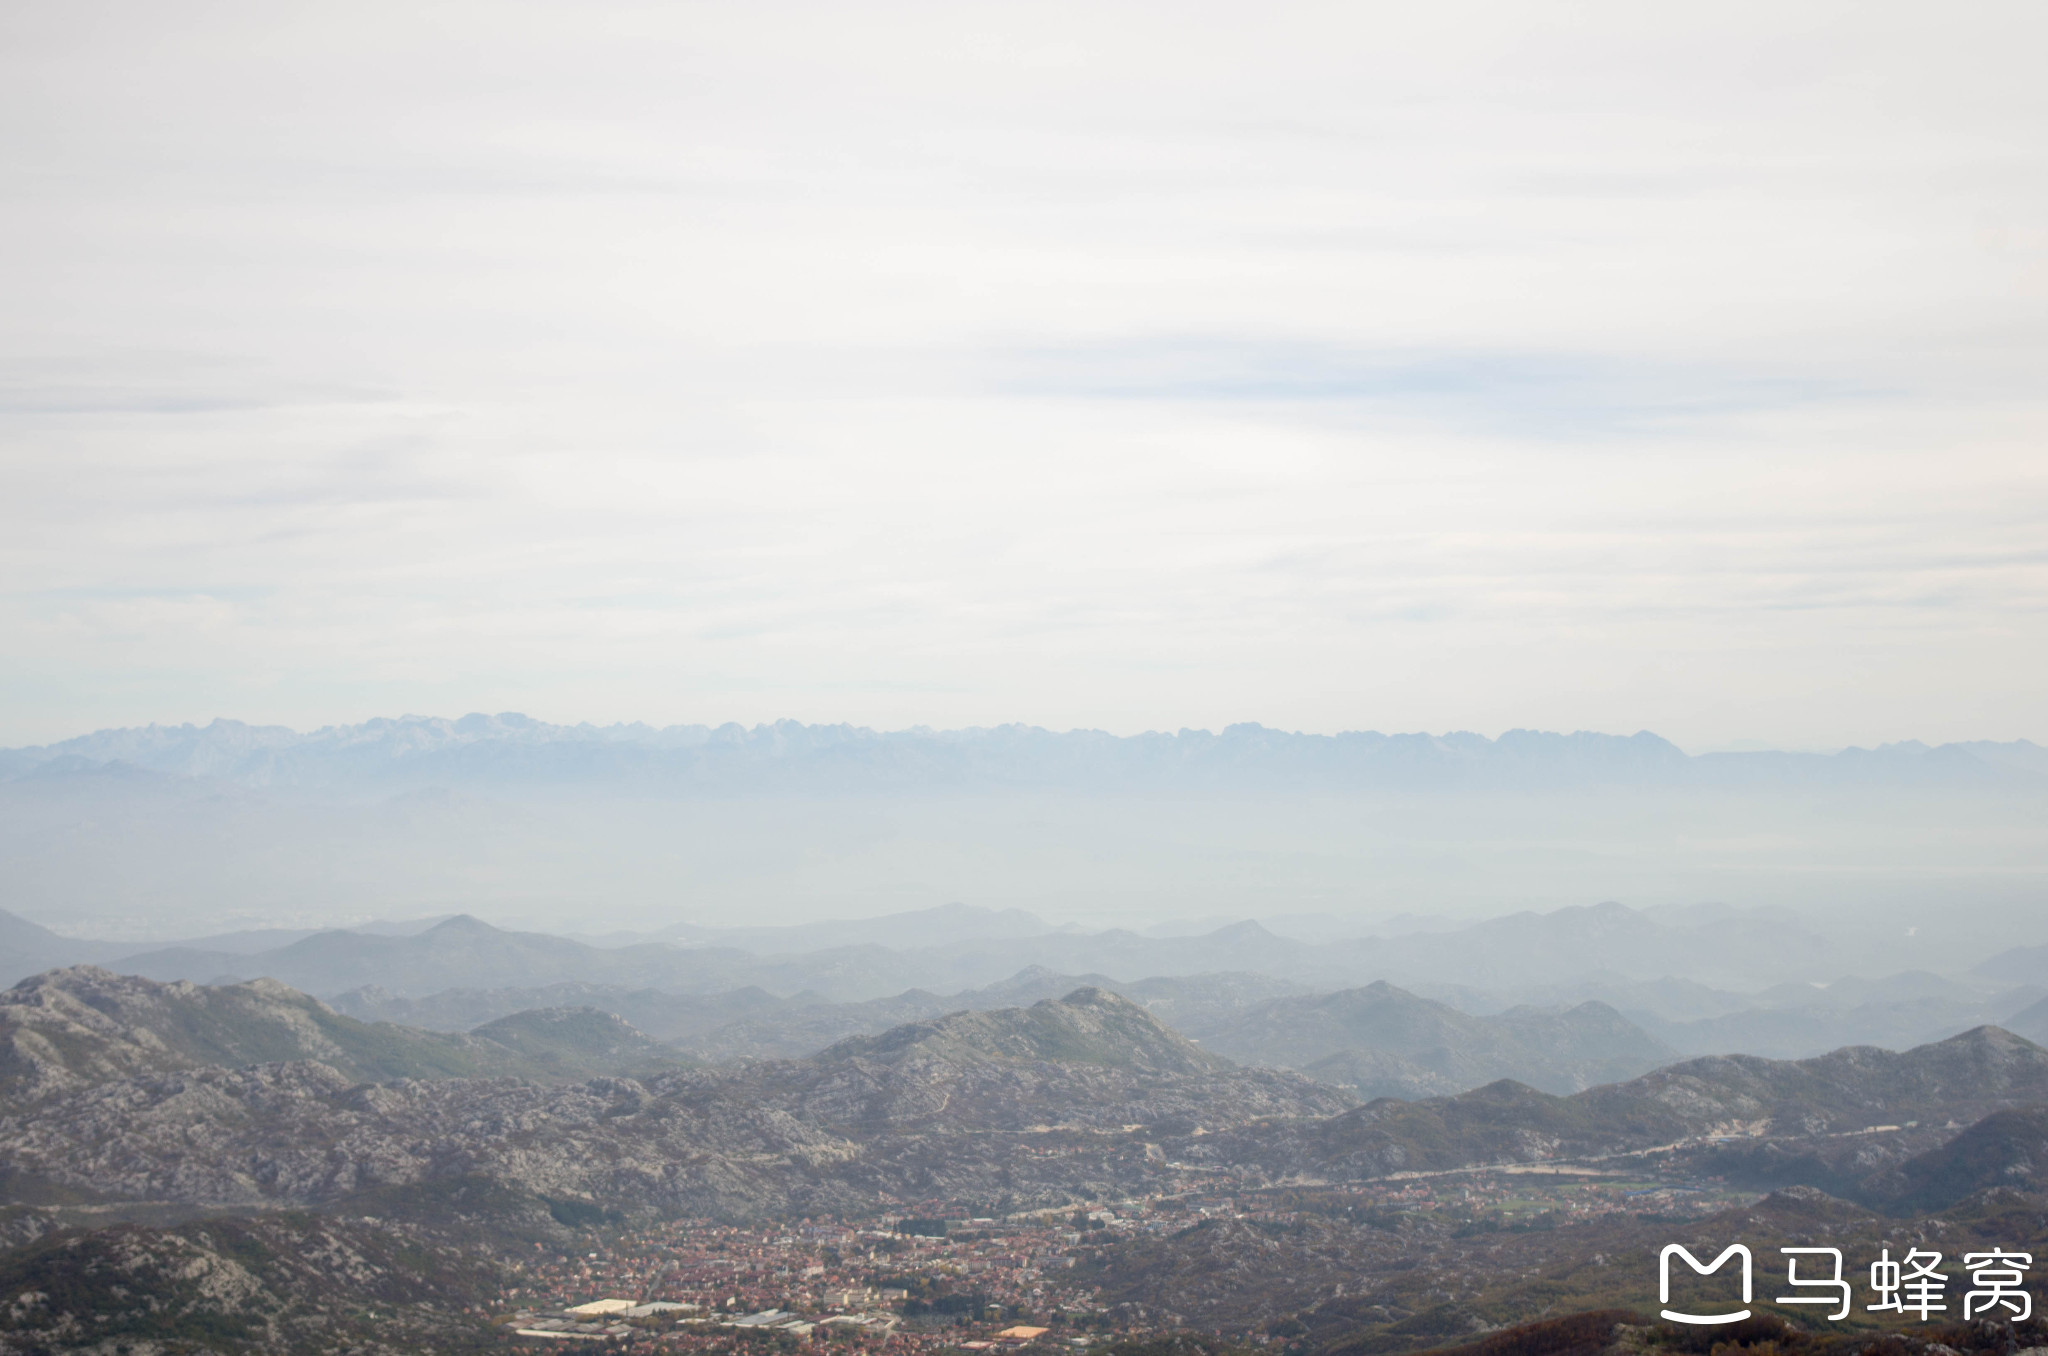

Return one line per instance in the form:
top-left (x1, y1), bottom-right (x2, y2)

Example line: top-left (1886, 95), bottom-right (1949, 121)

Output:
top-left (15, 715), bottom-right (2035, 793)
top-left (0, 965), bottom-right (351, 1104)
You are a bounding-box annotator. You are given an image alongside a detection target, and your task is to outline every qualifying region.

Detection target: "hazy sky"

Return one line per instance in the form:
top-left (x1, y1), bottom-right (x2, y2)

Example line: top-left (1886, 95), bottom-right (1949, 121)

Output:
top-left (3, 1), bottom-right (2045, 750)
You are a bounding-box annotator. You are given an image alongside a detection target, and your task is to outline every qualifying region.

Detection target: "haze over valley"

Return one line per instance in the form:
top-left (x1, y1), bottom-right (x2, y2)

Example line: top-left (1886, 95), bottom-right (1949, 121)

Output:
top-left (4, 716), bottom-right (2048, 1353)
top-left (5, 714), bottom-right (2044, 949)
top-left (6, 2), bottom-right (2047, 1353)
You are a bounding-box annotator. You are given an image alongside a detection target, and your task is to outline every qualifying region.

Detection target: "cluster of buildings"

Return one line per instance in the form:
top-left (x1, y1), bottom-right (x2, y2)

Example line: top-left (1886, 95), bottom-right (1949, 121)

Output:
top-left (496, 1209), bottom-right (1152, 1349)
top-left (510, 1299), bottom-right (701, 1340)
top-left (496, 1171), bottom-right (1737, 1348)
top-left (1368, 1168), bottom-right (1744, 1224)
top-left (506, 1299), bottom-right (904, 1344)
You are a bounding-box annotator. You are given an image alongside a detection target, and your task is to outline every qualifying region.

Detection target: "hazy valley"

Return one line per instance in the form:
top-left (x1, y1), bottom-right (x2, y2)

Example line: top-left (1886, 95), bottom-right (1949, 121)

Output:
top-left (12, 1), bottom-right (2045, 1349)
top-left (5, 886), bottom-right (2048, 1356)
top-left (6, 721), bottom-right (2048, 1356)
top-left (1, 963), bottom-right (2047, 1352)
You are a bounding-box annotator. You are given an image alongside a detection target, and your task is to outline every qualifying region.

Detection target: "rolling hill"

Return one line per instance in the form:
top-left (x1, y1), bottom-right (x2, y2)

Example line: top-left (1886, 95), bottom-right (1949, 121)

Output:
top-left (1197, 981), bottom-right (1675, 1094)
top-left (106, 913), bottom-right (714, 996)
top-left (817, 987), bottom-right (1229, 1074)
top-left (0, 909), bottom-right (123, 986)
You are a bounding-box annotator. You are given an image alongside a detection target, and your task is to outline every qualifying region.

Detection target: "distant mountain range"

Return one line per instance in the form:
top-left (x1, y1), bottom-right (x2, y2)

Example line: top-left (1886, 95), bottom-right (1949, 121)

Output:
top-left (3, 900), bottom-right (1921, 996)
top-left (6, 937), bottom-right (2028, 1122)
top-left (11, 900), bottom-right (2046, 1076)
top-left (1189, 981), bottom-right (1676, 1096)
top-left (0, 907), bottom-right (134, 978)
top-left (103, 913), bottom-right (702, 996)
top-left (326, 965), bottom-right (1670, 1098)
top-left (9, 965), bottom-right (2048, 1226)
top-left (5, 713), bottom-right (2045, 791)
top-left (661, 968), bottom-right (1311, 1062)
top-left (1976, 942), bottom-right (2048, 985)
top-left (7, 716), bottom-right (2045, 948)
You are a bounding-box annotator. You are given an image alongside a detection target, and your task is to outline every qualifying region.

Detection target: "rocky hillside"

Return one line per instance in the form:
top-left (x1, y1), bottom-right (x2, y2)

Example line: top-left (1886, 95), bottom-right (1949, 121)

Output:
top-left (1199, 1024), bottom-right (2048, 1185)
top-left (1300, 1047), bottom-right (1467, 1101)
top-left (0, 1057), bottom-right (1346, 1219)
top-left (0, 967), bottom-right (683, 1106)
top-left (819, 987), bottom-right (1229, 1074)
top-left (0, 985), bottom-right (1348, 1221)
top-left (332, 978), bottom-right (799, 1038)
top-left (466, 1005), bottom-right (680, 1072)
top-left (1077, 1183), bottom-right (2048, 1350)
top-left (0, 1211), bottom-right (502, 1354)
top-left (15, 971), bottom-right (2048, 1235)
top-left (1602, 1021), bottom-right (2048, 1131)
top-left (1860, 1104), bottom-right (2048, 1210)
top-left (1198, 981), bottom-right (1675, 1095)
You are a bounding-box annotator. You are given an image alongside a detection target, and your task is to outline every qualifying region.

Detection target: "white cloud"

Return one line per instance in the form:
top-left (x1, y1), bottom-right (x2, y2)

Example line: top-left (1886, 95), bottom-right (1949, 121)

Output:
top-left (1, 0), bottom-right (2045, 747)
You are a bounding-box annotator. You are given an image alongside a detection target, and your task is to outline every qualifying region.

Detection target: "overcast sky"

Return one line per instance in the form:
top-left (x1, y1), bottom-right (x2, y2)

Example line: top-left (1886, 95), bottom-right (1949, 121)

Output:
top-left (3, 0), bottom-right (2044, 751)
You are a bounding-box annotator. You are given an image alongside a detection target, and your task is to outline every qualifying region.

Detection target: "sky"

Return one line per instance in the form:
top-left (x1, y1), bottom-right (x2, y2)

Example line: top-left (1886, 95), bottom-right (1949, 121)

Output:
top-left (3, 0), bottom-right (2045, 752)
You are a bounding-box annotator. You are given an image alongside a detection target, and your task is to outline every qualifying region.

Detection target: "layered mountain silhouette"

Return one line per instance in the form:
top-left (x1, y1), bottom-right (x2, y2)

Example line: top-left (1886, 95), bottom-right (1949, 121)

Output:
top-left (9, 720), bottom-right (2044, 966)
top-left (0, 909), bottom-right (126, 981)
top-left (17, 900), bottom-right (2039, 1080)
top-left (1976, 943), bottom-right (2048, 987)
top-left (102, 914), bottom-right (698, 995)
top-left (1193, 980), bottom-right (1674, 1095)
top-left (8, 721), bottom-right (2039, 979)
top-left (22, 902), bottom-right (1898, 1000)
top-left (330, 979), bottom-right (800, 1041)
top-left (1630, 969), bottom-right (2047, 1058)
top-left (658, 968), bottom-right (1307, 1062)
top-left (8, 715), bottom-right (2043, 791)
